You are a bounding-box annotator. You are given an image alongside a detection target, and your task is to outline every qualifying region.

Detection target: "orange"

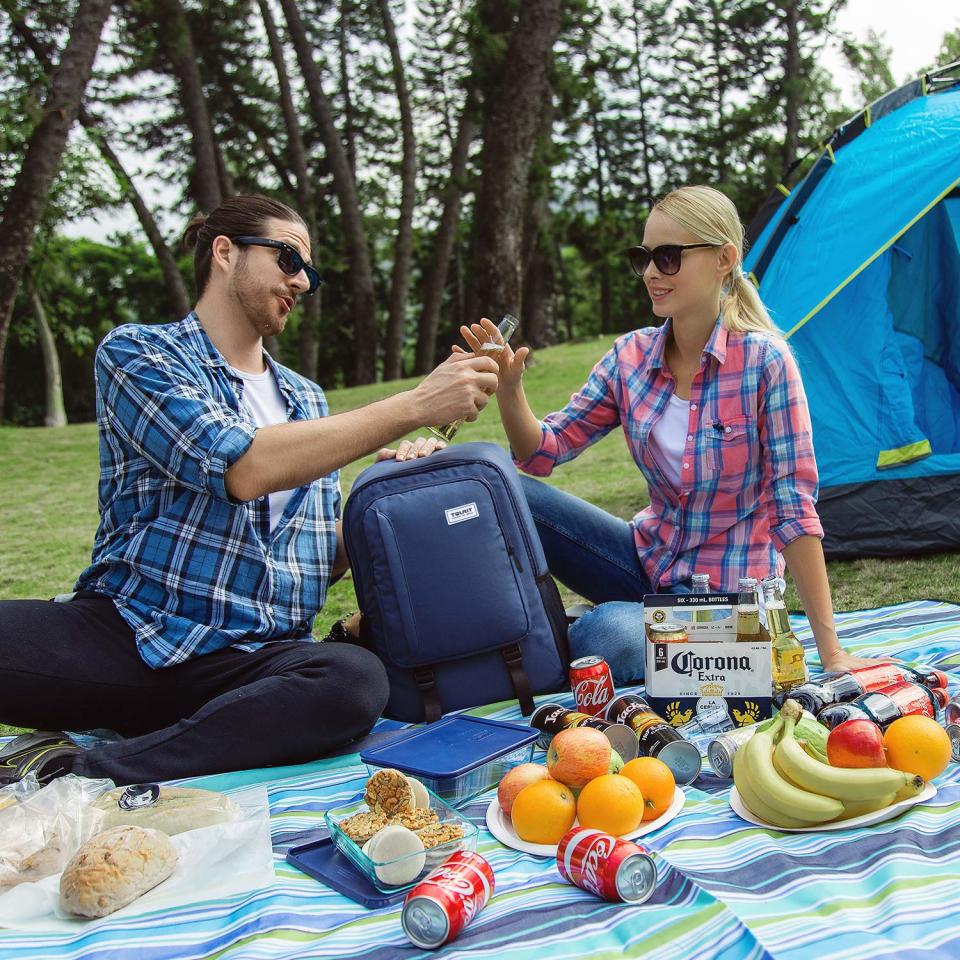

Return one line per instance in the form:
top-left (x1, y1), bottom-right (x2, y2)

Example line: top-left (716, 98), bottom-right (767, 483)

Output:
top-left (576, 774), bottom-right (645, 836)
top-left (510, 779), bottom-right (577, 844)
top-left (883, 715), bottom-right (951, 782)
top-left (620, 757), bottom-right (677, 821)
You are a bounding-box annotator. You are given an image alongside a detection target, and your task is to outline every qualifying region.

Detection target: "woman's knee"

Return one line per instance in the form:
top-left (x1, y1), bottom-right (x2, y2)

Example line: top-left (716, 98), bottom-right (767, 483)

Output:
top-left (568, 602), bottom-right (646, 685)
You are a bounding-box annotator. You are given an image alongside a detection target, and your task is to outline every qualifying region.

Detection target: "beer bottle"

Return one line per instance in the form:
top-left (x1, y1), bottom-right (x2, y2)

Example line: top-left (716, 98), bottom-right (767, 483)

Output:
top-left (816, 681), bottom-right (949, 731)
top-left (774, 662), bottom-right (950, 713)
top-left (735, 577), bottom-right (760, 642)
top-left (691, 572), bottom-right (712, 623)
top-left (761, 578), bottom-right (807, 693)
top-left (430, 314), bottom-right (519, 442)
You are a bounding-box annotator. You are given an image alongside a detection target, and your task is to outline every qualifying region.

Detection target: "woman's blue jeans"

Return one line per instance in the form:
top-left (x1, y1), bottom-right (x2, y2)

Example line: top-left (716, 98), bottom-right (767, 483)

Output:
top-left (520, 476), bottom-right (687, 685)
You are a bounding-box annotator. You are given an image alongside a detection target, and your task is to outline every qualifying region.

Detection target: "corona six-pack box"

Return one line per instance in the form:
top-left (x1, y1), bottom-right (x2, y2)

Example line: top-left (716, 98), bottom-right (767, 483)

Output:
top-left (643, 593), bottom-right (772, 731)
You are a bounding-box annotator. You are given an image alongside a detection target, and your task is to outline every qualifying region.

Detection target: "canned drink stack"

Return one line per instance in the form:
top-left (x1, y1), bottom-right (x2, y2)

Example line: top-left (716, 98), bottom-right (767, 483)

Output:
top-left (556, 827), bottom-right (657, 903)
top-left (401, 851), bottom-right (495, 950)
top-left (529, 703), bottom-right (639, 761)
top-left (604, 694), bottom-right (702, 784)
top-left (569, 655), bottom-right (617, 717)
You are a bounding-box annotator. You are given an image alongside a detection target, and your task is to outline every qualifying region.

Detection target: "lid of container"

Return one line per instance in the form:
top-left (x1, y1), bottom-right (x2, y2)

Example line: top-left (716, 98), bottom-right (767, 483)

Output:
top-left (360, 715), bottom-right (539, 779)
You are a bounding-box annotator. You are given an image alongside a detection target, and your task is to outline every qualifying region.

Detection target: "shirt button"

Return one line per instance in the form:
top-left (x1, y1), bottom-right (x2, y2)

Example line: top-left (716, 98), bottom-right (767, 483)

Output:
top-left (683, 462), bottom-right (690, 470)
top-left (725, 426), bottom-right (732, 434)
top-left (690, 403), bottom-right (697, 411)
top-left (687, 434), bottom-right (693, 442)
top-left (259, 496), bottom-right (265, 501)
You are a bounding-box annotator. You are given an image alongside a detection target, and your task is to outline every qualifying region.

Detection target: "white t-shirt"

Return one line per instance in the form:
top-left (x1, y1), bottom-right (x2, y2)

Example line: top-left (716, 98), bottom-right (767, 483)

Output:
top-left (230, 365), bottom-right (296, 532)
top-left (649, 392), bottom-right (690, 490)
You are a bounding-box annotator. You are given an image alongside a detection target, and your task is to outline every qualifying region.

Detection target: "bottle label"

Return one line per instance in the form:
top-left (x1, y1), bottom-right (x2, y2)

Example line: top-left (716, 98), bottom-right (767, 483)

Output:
top-left (886, 686), bottom-right (935, 719)
top-left (852, 664), bottom-right (904, 693)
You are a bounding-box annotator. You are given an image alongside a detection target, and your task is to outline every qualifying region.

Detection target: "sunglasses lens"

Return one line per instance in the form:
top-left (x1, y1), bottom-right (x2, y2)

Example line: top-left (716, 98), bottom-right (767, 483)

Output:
top-left (276, 246), bottom-right (301, 276)
top-left (304, 266), bottom-right (321, 294)
top-left (629, 249), bottom-right (650, 277)
top-left (655, 246), bottom-right (682, 275)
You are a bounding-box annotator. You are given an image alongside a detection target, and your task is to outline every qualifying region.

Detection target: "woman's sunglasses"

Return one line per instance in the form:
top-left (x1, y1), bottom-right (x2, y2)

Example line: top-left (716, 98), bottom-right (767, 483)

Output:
top-left (626, 243), bottom-right (718, 278)
top-left (233, 236), bottom-right (322, 295)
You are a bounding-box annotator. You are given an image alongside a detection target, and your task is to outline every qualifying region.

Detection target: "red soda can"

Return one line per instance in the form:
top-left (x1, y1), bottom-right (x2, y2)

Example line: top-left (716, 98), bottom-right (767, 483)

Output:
top-left (401, 850), bottom-right (495, 949)
top-left (570, 656), bottom-right (616, 717)
top-left (556, 827), bottom-right (657, 904)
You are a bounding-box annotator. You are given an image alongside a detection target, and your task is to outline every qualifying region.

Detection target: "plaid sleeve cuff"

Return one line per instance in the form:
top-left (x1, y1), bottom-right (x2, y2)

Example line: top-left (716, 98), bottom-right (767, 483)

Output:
top-left (512, 422), bottom-right (559, 476)
top-left (201, 421), bottom-right (258, 501)
top-left (769, 515), bottom-right (824, 552)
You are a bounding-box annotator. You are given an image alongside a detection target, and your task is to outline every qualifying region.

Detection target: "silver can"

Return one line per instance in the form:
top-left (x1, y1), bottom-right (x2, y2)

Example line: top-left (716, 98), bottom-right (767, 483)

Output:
top-left (707, 725), bottom-right (761, 779)
top-left (948, 723), bottom-right (960, 764)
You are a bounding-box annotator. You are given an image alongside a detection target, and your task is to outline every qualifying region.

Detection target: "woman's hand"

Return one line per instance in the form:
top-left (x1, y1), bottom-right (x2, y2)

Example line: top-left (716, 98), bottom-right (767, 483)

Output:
top-left (375, 436), bottom-right (447, 463)
top-left (818, 648), bottom-right (899, 674)
top-left (455, 316), bottom-right (529, 391)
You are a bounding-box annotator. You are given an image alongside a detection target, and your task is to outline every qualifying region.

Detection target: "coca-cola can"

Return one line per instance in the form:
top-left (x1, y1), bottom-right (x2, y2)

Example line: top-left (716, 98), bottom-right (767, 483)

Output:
top-left (529, 703), bottom-right (639, 761)
top-left (570, 656), bottom-right (616, 717)
top-left (556, 827), bottom-right (657, 904)
top-left (401, 850), bottom-right (495, 950)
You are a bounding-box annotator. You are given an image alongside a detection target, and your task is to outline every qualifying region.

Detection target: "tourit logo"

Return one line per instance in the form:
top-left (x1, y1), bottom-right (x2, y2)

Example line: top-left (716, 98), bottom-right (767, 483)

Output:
top-left (573, 677), bottom-right (612, 710)
top-left (444, 502), bottom-right (479, 525)
top-left (671, 651), bottom-right (751, 676)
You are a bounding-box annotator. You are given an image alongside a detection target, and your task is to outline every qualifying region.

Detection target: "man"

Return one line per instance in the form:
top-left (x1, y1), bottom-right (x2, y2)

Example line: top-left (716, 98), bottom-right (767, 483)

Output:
top-left (0, 195), bottom-right (500, 786)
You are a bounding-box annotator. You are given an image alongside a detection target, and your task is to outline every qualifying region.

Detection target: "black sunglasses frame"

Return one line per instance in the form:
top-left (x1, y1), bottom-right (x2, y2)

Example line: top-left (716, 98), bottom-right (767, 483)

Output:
top-left (233, 236), bottom-right (322, 295)
top-left (626, 243), bottom-right (719, 278)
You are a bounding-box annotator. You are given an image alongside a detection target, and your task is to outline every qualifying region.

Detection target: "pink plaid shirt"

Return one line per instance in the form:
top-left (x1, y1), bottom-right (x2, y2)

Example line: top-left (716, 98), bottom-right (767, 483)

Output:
top-left (515, 318), bottom-right (823, 590)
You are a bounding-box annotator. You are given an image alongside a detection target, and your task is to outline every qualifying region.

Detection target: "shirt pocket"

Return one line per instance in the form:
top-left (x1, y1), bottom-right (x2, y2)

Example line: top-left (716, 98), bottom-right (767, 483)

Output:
top-left (703, 416), bottom-right (755, 493)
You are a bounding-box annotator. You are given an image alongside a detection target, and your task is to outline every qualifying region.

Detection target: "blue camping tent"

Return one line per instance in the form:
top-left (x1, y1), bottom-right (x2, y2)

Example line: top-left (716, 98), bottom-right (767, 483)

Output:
top-left (744, 63), bottom-right (960, 559)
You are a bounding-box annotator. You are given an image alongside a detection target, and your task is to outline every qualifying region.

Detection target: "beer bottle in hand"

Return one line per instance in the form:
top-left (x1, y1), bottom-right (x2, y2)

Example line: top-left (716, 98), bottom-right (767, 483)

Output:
top-left (430, 314), bottom-right (519, 442)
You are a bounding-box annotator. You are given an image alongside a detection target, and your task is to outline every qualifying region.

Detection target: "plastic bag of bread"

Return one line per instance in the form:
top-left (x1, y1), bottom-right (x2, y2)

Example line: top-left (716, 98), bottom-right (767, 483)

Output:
top-left (0, 774), bottom-right (112, 892)
top-left (91, 784), bottom-right (238, 835)
top-left (59, 825), bottom-right (178, 918)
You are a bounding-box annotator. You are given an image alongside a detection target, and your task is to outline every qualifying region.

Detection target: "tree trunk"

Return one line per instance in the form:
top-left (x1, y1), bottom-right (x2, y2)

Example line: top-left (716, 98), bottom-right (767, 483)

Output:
top-left (630, 8), bottom-right (656, 204)
top-left (468, 0), bottom-right (564, 322)
top-left (0, 0), bottom-right (111, 424)
top-left (26, 277), bottom-right (67, 427)
top-left (710, 0), bottom-right (727, 184)
top-left (154, 0), bottom-right (225, 212)
top-left (378, 0), bottom-right (417, 381)
top-left (258, 0), bottom-right (320, 380)
top-left (414, 96), bottom-right (478, 374)
top-left (589, 99), bottom-right (611, 335)
top-left (338, 0), bottom-right (358, 178)
top-left (8, 11), bottom-right (192, 318)
top-left (280, 0), bottom-right (378, 384)
top-left (782, 0), bottom-right (801, 170)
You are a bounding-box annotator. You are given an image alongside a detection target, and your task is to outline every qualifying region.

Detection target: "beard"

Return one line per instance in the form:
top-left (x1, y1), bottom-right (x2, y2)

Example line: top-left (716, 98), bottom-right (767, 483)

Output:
top-left (231, 262), bottom-right (290, 339)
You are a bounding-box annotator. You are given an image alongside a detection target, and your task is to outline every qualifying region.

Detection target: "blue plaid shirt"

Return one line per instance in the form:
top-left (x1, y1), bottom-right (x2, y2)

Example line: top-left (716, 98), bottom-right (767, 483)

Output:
top-left (75, 313), bottom-right (341, 668)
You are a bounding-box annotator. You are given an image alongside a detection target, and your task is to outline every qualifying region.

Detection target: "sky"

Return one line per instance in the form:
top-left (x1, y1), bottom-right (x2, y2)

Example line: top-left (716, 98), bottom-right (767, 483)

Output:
top-left (67, 0), bottom-right (959, 243)
top-left (826, 0), bottom-right (958, 96)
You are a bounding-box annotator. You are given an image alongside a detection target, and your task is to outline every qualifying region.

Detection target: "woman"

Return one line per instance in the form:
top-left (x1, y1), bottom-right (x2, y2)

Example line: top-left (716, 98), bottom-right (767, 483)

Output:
top-left (459, 185), bottom-right (877, 683)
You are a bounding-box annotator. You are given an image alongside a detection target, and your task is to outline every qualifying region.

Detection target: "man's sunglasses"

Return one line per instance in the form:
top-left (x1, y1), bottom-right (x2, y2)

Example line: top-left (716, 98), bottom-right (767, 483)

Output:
top-left (626, 243), bottom-right (719, 278)
top-left (233, 236), bottom-right (322, 295)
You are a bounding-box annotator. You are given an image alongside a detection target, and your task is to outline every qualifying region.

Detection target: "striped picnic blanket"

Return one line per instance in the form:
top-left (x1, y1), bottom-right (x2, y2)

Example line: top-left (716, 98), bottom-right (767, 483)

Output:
top-left (1, 599), bottom-right (959, 959)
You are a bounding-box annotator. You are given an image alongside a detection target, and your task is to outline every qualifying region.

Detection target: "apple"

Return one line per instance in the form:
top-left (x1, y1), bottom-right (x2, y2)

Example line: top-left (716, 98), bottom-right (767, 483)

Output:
top-left (546, 727), bottom-right (611, 789)
top-left (497, 763), bottom-right (552, 816)
top-left (608, 749), bottom-right (624, 774)
top-left (827, 718), bottom-right (887, 768)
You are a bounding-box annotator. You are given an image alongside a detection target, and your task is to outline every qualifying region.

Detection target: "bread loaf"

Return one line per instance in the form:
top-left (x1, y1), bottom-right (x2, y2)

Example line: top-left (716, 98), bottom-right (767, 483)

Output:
top-left (59, 825), bottom-right (178, 918)
top-left (92, 785), bottom-right (237, 836)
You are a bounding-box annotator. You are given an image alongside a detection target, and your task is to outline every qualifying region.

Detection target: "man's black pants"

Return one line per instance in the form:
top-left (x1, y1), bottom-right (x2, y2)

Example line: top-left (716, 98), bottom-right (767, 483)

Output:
top-left (0, 594), bottom-right (389, 785)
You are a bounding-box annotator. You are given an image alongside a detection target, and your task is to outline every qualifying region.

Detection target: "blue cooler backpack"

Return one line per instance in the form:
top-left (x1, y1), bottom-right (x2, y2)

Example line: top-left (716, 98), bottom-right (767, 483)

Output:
top-left (343, 442), bottom-right (570, 722)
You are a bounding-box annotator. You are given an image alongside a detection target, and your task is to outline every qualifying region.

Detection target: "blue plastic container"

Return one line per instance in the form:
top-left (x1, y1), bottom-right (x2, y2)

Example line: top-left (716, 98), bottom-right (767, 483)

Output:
top-left (360, 715), bottom-right (539, 808)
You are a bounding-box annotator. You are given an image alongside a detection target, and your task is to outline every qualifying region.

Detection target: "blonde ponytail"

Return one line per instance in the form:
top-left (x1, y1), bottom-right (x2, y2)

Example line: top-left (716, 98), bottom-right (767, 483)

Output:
top-left (654, 186), bottom-right (783, 338)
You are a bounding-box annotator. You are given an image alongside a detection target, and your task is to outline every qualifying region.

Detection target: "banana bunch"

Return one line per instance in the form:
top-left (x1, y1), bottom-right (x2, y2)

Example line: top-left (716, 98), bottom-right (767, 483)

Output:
top-left (733, 699), bottom-right (924, 829)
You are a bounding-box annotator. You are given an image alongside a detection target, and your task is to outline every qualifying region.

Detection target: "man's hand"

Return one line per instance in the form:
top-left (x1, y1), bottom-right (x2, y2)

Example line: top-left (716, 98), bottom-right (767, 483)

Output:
top-left (410, 351), bottom-right (500, 427)
top-left (376, 436), bottom-right (447, 462)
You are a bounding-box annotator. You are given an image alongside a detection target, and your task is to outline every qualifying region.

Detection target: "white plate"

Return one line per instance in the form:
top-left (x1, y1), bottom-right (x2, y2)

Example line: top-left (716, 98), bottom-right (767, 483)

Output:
top-left (485, 786), bottom-right (685, 857)
top-left (729, 782), bottom-right (937, 832)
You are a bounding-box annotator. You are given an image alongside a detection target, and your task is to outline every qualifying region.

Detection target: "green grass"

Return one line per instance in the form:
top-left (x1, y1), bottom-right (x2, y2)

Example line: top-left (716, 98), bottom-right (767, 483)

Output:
top-left (3, 336), bottom-right (960, 734)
